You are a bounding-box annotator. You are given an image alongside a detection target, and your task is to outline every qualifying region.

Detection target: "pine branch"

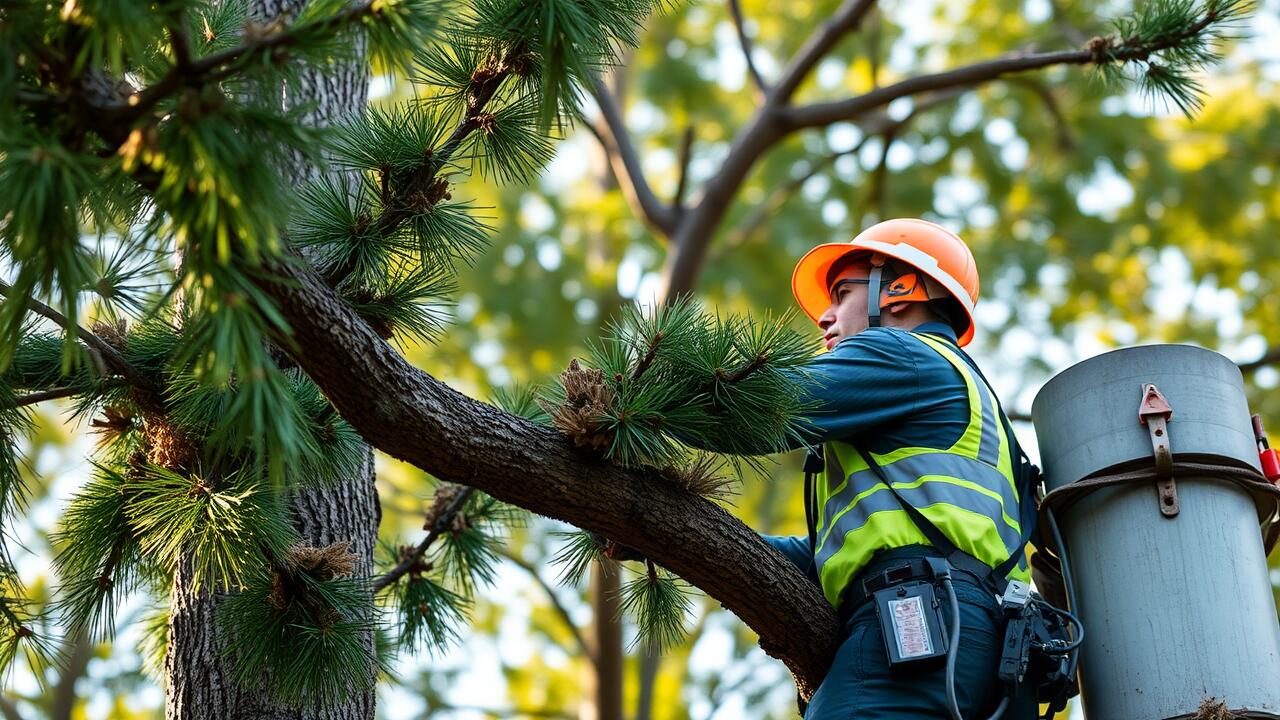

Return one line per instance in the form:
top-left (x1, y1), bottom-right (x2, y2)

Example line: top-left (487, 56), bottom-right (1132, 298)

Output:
top-left (617, 561), bottom-right (692, 652)
top-left (0, 281), bottom-right (157, 395)
top-left (252, 255), bottom-right (841, 697)
top-left (9, 381), bottom-right (127, 408)
top-left (373, 485), bottom-right (475, 592)
top-left (122, 0), bottom-right (434, 125)
top-left (783, 1), bottom-right (1247, 128)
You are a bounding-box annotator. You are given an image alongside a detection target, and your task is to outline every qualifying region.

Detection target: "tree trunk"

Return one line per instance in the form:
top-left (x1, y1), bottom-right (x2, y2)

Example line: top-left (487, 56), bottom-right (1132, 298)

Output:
top-left (590, 562), bottom-right (625, 720)
top-left (164, 2), bottom-right (376, 718)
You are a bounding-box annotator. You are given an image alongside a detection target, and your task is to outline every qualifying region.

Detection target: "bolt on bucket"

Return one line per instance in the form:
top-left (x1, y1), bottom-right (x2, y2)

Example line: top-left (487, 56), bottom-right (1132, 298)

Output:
top-left (1032, 344), bottom-right (1280, 720)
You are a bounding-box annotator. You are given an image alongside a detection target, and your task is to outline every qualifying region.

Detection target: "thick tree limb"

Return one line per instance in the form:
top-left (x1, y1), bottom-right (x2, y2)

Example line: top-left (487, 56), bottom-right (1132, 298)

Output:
top-left (589, 78), bottom-right (678, 237)
top-left (726, 0), bottom-right (769, 99)
top-left (254, 255), bottom-right (839, 697)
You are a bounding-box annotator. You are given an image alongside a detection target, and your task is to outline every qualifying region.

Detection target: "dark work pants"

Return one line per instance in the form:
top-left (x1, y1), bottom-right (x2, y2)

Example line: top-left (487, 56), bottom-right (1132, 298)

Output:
top-left (804, 570), bottom-right (1038, 719)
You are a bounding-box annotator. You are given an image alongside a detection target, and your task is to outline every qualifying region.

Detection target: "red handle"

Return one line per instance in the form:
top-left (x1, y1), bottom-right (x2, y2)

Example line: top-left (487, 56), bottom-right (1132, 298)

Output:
top-left (1263, 449), bottom-right (1280, 484)
top-left (1254, 414), bottom-right (1280, 483)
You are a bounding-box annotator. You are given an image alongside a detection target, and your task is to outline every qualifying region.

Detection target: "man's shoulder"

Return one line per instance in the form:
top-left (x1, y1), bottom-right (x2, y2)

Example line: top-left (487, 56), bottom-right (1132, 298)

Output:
top-left (830, 326), bottom-right (947, 360)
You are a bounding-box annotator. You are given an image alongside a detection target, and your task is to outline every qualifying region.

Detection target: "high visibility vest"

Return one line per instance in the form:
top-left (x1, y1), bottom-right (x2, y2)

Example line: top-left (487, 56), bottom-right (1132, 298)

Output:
top-left (812, 331), bottom-right (1032, 607)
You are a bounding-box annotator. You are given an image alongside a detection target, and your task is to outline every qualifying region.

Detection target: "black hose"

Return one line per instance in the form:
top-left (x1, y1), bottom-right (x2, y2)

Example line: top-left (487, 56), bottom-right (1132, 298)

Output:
top-left (1034, 600), bottom-right (1085, 654)
top-left (1045, 506), bottom-right (1082, 718)
top-left (942, 576), bottom-right (963, 720)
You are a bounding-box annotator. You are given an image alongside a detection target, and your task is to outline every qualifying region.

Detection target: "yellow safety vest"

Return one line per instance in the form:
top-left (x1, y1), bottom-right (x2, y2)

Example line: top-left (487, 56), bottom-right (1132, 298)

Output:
top-left (812, 331), bottom-right (1031, 607)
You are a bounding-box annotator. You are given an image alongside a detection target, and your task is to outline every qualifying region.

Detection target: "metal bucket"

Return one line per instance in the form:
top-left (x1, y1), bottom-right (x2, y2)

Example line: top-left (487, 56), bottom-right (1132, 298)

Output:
top-left (1032, 344), bottom-right (1280, 720)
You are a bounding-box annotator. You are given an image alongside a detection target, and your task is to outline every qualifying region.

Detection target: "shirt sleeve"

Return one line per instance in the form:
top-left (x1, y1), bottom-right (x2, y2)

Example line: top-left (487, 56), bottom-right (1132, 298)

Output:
top-left (788, 328), bottom-right (922, 447)
top-left (761, 534), bottom-right (818, 584)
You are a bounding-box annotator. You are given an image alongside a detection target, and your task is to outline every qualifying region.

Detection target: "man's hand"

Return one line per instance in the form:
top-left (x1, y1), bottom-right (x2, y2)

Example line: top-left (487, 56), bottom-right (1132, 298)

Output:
top-left (590, 531), bottom-right (647, 563)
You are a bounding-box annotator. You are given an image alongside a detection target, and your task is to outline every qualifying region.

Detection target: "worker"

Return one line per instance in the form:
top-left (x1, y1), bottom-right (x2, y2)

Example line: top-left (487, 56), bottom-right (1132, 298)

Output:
top-left (769, 218), bottom-right (1040, 719)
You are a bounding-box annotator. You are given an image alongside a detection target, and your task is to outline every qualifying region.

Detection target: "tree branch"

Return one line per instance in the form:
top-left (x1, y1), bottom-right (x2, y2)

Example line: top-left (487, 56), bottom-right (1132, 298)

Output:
top-left (780, 50), bottom-right (1093, 129)
top-left (372, 486), bottom-right (475, 593)
top-left (10, 382), bottom-right (127, 408)
top-left (768, 0), bottom-right (879, 104)
top-left (0, 696), bottom-right (23, 720)
top-left (673, 126), bottom-right (695, 212)
top-left (0, 281), bottom-right (157, 395)
top-left (497, 546), bottom-right (598, 670)
top-left (1006, 77), bottom-right (1073, 151)
top-left (121, 0), bottom-right (384, 124)
top-left (726, 0), bottom-right (769, 99)
top-left (253, 254), bottom-right (839, 698)
top-left (588, 77), bottom-right (678, 237)
top-left (1239, 348), bottom-right (1280, 374)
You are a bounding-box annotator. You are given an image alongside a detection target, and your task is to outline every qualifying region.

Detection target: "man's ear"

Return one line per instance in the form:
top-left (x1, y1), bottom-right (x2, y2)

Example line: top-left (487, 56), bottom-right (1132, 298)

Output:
top-left (886, 301), bottom-right (912, 315)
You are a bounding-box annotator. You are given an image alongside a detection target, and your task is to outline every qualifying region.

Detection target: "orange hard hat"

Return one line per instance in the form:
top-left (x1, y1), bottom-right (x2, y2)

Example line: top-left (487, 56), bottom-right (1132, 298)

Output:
top-left (791, 218), bottom-right (981, 346)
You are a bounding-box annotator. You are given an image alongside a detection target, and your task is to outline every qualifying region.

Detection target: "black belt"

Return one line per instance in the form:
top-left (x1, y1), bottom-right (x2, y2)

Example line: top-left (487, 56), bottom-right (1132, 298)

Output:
top-left (838, 556), bottom-right (937, 622)
top-left (836, 546), bottom-right (995, 625)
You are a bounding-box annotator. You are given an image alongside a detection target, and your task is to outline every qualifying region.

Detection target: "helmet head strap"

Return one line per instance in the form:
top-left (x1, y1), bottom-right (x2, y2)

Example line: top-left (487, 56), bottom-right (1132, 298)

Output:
top-left (866, 255), bottom-right (886, 329)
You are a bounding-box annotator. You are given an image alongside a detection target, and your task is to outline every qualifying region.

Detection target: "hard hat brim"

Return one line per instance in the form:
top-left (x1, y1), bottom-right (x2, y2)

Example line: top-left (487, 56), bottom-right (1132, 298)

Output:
top-left (791, 243), bottom-right (862, 324)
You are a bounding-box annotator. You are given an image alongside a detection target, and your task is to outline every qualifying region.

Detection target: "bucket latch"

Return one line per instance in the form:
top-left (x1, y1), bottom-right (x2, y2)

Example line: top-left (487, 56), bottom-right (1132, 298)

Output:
top-left (1138, 383), bottom-right (1177, 518)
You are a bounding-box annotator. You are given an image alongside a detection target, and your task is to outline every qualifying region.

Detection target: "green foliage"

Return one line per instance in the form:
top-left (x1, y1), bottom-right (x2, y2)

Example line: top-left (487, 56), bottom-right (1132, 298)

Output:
top-left (0, 571), bottom-right (58, 684)
top-left (124, 464), bottom-right (295, 592)
top-left (617, 562), bottom-right (692, 652)
top-left (470, 0), bottom-right (670, 127)
top-left (541, 298), bottom-right (820, 473)
top-left (50, 464), bottom-right (144, 640)
top-left (394, 575), bottom-right (470, 653)
top-left (434, 491), bottom-right (523, 593)
top-left (490, 381), bottom-right (551, 423)
top-left (1095, 0), bottom-right (1252, 118)
top-left (219, 572), bottom-right (380, 707)
top-left (549, 529), bottom-right (605, 586)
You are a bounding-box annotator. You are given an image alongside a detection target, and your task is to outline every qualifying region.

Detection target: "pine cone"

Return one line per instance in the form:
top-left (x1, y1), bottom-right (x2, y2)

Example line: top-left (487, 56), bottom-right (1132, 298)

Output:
top-left (542, 359), bottom-right (616, 452)
top-left (284, 540), bottom-right (358, 581)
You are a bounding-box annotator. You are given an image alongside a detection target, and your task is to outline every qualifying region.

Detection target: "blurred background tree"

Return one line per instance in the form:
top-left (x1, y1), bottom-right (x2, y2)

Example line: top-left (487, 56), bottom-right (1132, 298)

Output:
top-left (3, 0), bottom-right (1279, 718)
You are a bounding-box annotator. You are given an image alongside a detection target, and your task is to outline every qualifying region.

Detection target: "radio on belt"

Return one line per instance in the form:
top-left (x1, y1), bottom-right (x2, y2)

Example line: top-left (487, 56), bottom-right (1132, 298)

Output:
top-left (873, 579), bottom-right (949, 670)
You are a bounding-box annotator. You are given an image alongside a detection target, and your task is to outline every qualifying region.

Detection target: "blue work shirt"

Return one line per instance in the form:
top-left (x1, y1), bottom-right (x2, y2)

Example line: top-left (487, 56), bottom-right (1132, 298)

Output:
top-left (765, 320), bottom-right (1023, 576)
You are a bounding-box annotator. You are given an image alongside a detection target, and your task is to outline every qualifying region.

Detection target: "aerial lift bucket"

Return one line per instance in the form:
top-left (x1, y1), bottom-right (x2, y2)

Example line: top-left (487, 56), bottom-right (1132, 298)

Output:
top-left (1032, 344), bottom-right (1280, 720)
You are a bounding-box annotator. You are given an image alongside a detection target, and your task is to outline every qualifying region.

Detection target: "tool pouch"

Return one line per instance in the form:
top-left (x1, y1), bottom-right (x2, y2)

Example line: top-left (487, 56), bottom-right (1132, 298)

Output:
top-left (873, 580), bottom-right (949, 672)
top-left (996, 587), bottom-right (1078, 714)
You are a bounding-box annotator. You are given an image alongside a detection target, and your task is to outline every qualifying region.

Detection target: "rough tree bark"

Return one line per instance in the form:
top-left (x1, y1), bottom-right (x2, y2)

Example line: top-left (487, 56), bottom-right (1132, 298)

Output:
top-left (253, 256), bottom-right (842, 697)
top-left (163, 2), bottom-right (378, 718)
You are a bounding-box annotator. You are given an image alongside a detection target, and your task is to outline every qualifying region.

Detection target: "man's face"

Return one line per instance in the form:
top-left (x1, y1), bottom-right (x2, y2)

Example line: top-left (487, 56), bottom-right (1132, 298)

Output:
top-left (817, 262), bottom-right (872, 351)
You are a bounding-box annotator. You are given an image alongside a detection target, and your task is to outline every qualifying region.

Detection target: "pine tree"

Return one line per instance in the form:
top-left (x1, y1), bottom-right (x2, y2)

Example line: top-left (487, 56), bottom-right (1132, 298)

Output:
top-left (0, 0), bottom-right (1251, 713)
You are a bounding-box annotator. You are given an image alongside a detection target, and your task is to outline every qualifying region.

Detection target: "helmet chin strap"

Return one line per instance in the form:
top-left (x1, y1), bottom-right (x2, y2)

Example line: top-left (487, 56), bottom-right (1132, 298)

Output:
top-left (866, 259), bottom-right (885, 329)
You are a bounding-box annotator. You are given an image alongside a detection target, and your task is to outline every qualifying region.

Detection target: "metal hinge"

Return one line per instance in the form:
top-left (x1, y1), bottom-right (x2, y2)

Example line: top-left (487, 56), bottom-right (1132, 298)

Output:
top-left (1138, 383), bottom-right (1177, 518)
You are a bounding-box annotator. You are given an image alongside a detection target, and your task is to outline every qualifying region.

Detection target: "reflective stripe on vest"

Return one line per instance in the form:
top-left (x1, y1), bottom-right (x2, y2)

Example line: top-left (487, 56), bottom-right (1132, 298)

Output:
top-left (811, 331), bottom-right (1032, 607)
